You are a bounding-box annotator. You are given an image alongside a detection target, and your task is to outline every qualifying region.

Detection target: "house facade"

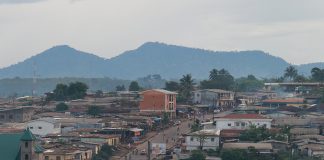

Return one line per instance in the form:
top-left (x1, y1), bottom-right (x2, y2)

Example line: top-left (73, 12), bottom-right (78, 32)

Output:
top-left (184, 130), bottom-right (220, 151)
top-left (214, 114), bottom-right (272, 131)
top-left (139, 89), bottom-right (177, 118)
top-left (192, 89), bottom-right (235, 108)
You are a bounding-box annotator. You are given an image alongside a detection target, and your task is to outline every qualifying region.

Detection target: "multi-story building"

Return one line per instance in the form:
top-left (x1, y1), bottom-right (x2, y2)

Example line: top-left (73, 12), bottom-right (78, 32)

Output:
top-left (139, 89), bottom-right (177, 118)
top-left (0, 106), bottom-right (34, 123)
top-left (192, 89), bottom-right (235, 108)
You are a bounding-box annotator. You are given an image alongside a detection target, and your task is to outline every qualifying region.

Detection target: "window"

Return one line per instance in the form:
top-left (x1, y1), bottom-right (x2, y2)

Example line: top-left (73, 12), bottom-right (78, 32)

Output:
top-left (190, 137), bottom-right (194, 141)
top-left (29, 126), bottom-right (33, 129)
top-left (38, 126), bottom-right (42, 129)
top-left (0, 115), bottom-right (4, 119)
top-left (45, 156), bottom-right (49, 160)
top-left (241, 123), bottom-right (245, 127)
top-left (9, 115), bottom-right (13, 119)
top-left (228, 123), bottom-right (231, 126)
top-left (56, 156), bottom-right (61, 160)
top-left (235, 122), bottom-right (240, 126)
top-left (211, 138), bottom-right (215, 142)
top-left (25, 142), bottom-right (28, 148)
top-left (25, 154), bottom-right (29, 160)
top-left (85, 153), bottom-right (88, 158)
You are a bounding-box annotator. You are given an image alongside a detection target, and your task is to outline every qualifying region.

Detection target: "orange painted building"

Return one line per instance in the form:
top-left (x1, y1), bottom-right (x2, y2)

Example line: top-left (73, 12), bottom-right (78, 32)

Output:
top-left (139, 89), bottom-right (177, 117)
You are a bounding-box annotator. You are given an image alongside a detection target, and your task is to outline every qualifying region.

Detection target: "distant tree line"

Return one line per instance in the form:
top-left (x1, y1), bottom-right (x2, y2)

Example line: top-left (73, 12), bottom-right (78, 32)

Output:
top-left (47, 81), bottom-right (88, 101)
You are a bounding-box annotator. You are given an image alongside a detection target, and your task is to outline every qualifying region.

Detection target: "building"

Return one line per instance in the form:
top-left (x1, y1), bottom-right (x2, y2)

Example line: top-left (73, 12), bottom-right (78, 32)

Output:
top-left (80, 134), bottom-right (120, 146)
top-left (184, 130), bottom-right (220, 151)
top-left (222, 143), bottom-right (273, 154)
top-left (214, 114), bottom-right (272, 130)
top-left (139, 89), bottom-right (177, 118)
top-left (192, 89), bottom-right (235, 108)
top-left (290, 127), bottom-right (320, 139)
top-left (0, 106), bottom-right (34, 123)
top-left (43, 147), bottom-right (92, 160)
top-left (0, 128), bottom-right (44, 160)
top-left (27, 118), bottom-right (61, 136)
top-left (261, 98), bottom-right (304, 108)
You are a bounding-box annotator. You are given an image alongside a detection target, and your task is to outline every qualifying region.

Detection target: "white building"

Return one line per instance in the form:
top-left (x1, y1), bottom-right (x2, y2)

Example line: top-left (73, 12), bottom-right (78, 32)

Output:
top-left (184, 130), bottom-right (220, 151)
top-left (214, 114), bottom-right (272, 131)
top-left (27, 117), bottom-right (61, 136)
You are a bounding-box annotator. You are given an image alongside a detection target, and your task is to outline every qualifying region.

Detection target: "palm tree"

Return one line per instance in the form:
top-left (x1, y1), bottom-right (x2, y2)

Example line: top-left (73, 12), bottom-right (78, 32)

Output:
top-left (179, 74), bottom-right (195, 103)
top-left (284, 66), bottom-right (298, 81)
top-left (209, 69), bottom-right (218, 80)
top-left (311, 67), bottom-right (322, 81)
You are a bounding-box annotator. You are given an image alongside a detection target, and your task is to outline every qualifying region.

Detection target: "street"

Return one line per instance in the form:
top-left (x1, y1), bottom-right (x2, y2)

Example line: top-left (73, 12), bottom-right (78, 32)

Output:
top-left (124, 111), bottom-right (231, 160)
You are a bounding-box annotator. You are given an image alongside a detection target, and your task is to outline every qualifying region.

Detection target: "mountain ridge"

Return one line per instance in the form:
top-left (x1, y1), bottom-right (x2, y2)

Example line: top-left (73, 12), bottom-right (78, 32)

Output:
top-left (0, 42), bottom-right (323, 79)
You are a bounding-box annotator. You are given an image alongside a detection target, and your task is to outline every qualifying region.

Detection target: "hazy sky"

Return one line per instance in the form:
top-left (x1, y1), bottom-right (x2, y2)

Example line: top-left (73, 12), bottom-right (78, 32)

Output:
top-left (0, 0), bottom-right (324, 68)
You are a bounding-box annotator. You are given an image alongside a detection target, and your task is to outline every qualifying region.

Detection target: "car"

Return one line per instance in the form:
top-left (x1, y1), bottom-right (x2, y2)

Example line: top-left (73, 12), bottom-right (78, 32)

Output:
top-left (140, 149), bottom-right (147, 155)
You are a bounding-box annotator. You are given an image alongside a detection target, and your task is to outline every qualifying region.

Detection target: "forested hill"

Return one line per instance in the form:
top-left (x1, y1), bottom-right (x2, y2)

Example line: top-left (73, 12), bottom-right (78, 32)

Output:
top-left (0, 42), bottom-right (323, 79)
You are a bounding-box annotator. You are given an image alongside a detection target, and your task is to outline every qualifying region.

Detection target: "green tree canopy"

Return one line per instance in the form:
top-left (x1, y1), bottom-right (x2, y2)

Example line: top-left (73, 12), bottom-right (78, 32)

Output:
top-left (200, 68), bottom-right (234, 90)
top-left (116, 85), bottom-right (126, 91)
top-left (236, 75), bottom-right (263, 92)
top-left (284, 66), bottom-right (298, 81)
top-left (311, 67), bottom-right (324, 82)
top-left (55, 102), bottom-right (69, 112)
top-left (50, 82), bottom-right (88, 101)
top-left (87, 105), bottom-right (101, 117)
top-left (187, 150), bottom-right (206, 160)
top-left (165, 81), bottom-right (180, 91)
top-left (179, 74), bottom-right (195, 103)
top-left (129, 81), bottom-right (140, 91)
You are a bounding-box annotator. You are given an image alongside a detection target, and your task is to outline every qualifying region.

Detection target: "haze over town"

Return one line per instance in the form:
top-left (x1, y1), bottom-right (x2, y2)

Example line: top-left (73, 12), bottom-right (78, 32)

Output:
top-left (1, 1), bottom-right (324, 160)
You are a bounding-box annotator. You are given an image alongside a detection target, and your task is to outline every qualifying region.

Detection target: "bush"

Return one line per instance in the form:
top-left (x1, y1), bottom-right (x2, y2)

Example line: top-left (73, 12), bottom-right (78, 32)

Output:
top-left (55, 103), bottom-right (69, 112)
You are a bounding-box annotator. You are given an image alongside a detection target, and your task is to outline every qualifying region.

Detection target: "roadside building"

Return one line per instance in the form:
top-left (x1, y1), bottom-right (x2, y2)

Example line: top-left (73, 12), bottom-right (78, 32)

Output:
top-left (184, 130), bottom-right (220, 151)
top-left (222, 143), bottom-right (273, 154)
top-left (261, 98), bottom-right (304, 108)
top-left (80, 134), bottom-right (120, 146)
top-left (192, 89), bottom-right (235, 108)
top-left (27, 118), bottom-right (61, 136)
top-left (220, 129), bottom-right (244, 143)
top-left (43, 147), bottom-right (92, 160)
top-left (214, 114), bottom-right (272, 130)
top-left (139, 89), bottom-right (177, 118)
top-left (0, 106), bottom-right (34, 123)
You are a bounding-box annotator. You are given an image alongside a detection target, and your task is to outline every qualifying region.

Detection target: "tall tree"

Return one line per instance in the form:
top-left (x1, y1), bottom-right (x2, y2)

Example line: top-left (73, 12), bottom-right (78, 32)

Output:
top-left (55, 103), bottom-right (69, 112)
top-left (179, 74), bottom-right (195, 103)
top-left (165, 81), bottom-right (180, 91)
top-left (116, 85), bottom-right (126, 91)
top-left (129, 81), bottom-right (140, 91)
top-left (201, 68), bottom-right (234, 90)
top-left (87, 105), bottom-right (101, 117)
top-left (311, 67), bottom-right (324, 82)
top-left (284, 66), bottom-right (298, 81)
top-left (209, 69), bottom-right (219, 80)
top-left (52, 83), bottom-right (69, 101)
